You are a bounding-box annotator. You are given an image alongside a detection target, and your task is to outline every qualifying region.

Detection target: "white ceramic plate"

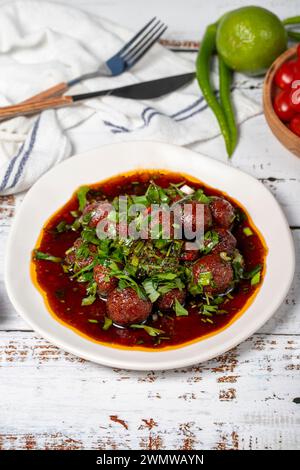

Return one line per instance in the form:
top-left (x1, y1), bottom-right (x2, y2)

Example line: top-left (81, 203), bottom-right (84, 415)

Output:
top-left (5, 142), bottom-right (295, 370)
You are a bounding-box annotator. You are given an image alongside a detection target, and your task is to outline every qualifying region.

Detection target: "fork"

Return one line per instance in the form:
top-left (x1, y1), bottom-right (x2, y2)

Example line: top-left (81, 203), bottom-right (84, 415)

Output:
top-left (22, 17), bottom-right (167, 105)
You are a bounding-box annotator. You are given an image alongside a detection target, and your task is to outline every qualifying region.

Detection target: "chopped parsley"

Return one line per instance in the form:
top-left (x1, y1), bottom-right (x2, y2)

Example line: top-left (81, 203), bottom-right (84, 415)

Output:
top-left (243, 227), bottom-right (253, 237)
top-left (202, 304), bottom-right (218, 316)
top-left (81, 294), bottom-right (96, 306)
top-left (33, 250), bottom-right (62, 263)
top-left (145, 181), bottom-right (169, 204)
top-left (77, 186), bottom-right (90, 212)
top-left (251, 271), bottom-right (261, 286)
top-left (194, 189), bottom-right (211, 204)
top-left (142, 279), bottom-right (160, 303)
top-left (130, 324), bottom-right (165, 336)
top-left (56, 221), bottom-right (68, 233)
top-left (197, 271), bottom-right (212, 286)
top-left (174, 298), bottom-right (189, 316)
top-left (244, 264), bottom-right (262, 280)
top-left (202, 230), bottom-right (219, 254)
top-left (102, 316), bottom-right (113, 330)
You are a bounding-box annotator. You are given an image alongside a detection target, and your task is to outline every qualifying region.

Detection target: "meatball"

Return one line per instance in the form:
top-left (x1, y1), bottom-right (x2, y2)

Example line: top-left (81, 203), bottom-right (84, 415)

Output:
top-left (82, 200), bottom-right (111, 228)
top-left (157, 288), bottom-right (186, 312)
top-left (209, 197), bottom-right (235, 228)
top-left (93, 264), bottom-right (118, 297)
top-left (107, 287), bottom-right (152, 326)
top-left (192, 253), bottom-right (234, 295)
top-left (65, 237), bottom-right (96, 269)
top-left (206, 228), bottom-right (237, 256)
top-left (179, 201), bottom-right (212, 238)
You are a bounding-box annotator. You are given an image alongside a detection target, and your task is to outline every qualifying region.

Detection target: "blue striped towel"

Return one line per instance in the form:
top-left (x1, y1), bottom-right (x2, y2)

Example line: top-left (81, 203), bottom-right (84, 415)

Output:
top-left (0, 0), bottom-right (261, 195)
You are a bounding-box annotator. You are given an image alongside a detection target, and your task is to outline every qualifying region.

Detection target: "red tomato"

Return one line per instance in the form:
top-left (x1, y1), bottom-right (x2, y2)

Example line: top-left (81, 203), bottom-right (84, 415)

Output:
top-left (289, 114), bottom-right (300, 136)
top-left (274, 60), bottom-right (300, 90)
top-left (297, 44), bottom-right (300, 60)
top-left (273, 90), bottom-right (295, 122)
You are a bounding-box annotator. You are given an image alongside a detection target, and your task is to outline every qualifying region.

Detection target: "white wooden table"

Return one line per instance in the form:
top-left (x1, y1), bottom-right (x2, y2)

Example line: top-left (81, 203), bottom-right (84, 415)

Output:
top-left (0, 0), bottom-right (299, 450)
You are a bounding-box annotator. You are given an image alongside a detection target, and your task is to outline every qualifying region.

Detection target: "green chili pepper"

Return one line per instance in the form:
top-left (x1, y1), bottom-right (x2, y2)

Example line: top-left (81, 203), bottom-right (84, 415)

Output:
top-left (218, 55), bottom-right (237, 156)
top-left (286, 30), bottom-right (300, 41)
top-left (196, 23), bottom-right (233, 157)
top-left (282, 16), bottom-right (300, 41)
top-left (282, 16), bottom-right (300, 26)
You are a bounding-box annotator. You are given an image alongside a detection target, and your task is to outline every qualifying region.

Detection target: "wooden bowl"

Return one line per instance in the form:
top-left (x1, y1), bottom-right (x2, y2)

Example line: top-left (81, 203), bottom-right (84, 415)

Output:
top-left (263, 45), bottom-right (300, 158)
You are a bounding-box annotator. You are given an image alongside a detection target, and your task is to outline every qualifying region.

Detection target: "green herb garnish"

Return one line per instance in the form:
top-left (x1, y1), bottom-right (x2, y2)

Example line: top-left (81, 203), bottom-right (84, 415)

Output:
top-left (70, 210), bottom-right (80, 218)
top-left (70, 261), bottom-right (96, 279)
top-left (213, 296), bottom-right (225, 305)
top-left (102, 316), bottom-right (113, 331)
top-left (167, 182), bottom-right (186, 198)
top-left (202, 230), bottom-right (219, 254)
top-left (194, 189), bottom-right (211, 204)
top-left (174, 298), bottom-right (189, 316)
top-left (131, 195), bottom-right (149, 205)
top-left (145, 181), bottom-right (169, 204)
top-left (81, 295), bottom-right (96, 306)
top-left (232, 251), bottom-right (244, 280)
top-left (251, 271), bottom-right (261, 286)
top-left (56, 221), bottom-right (68, 233)
top-left (77, 186), bottom-right (90, 212)
top-left (243, 264), bottom-right (261, 280)
top-left (142, 279), bottom-right (160, 303)
top-left (243, 227), bottom-right (253, 237)
top-left (109, 261), bottom-right (147, 300)
top-left (130, 324), bottom-right (165, 336)
top-left (33, 250), bottom-right (62, 263)
top-left (202, 304), bottom-right (218, 315)
top-left (197, 271), bottom-right (212, 286)
top-left (71, 219), bottom-right (81, 231)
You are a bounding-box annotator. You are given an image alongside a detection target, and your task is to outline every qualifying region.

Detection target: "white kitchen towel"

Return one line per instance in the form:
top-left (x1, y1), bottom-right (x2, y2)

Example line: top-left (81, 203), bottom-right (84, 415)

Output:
top-left (0, 0), bottom-right (261, 195)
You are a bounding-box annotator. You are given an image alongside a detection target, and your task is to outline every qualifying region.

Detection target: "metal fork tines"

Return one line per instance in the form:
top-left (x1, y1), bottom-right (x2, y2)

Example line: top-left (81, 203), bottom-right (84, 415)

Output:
top-left (69, 18), bottom-right (167, 86)
top-left (112, 18), bottom-right (168, 68)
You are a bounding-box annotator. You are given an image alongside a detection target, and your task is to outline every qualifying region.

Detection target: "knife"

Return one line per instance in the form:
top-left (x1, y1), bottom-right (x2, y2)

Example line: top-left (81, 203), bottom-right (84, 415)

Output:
top-left (0, 73), bottom-right (195, 121)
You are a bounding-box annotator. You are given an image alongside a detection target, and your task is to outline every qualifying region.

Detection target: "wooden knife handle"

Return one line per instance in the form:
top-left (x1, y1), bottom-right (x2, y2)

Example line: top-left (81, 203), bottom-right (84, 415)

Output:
top-left (21, 82), bottom-right (69, 104)
top-left (0, 95), bottom-right (73, 121)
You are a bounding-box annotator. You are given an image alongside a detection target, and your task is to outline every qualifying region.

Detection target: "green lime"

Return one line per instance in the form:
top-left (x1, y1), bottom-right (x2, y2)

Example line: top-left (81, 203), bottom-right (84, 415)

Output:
top-left (216, 6), bottom-right (287, 75)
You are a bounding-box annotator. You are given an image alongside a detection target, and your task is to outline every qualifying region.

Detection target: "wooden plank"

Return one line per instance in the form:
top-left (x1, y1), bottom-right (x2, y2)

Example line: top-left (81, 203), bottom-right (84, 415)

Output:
top-left (0, 331), bottom-right (299, 450)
